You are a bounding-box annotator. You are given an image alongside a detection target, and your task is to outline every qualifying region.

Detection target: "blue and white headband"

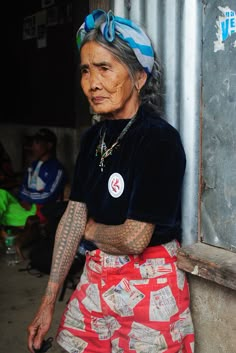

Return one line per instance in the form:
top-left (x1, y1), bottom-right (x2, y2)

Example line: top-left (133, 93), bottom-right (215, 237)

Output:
top-left (76, 9), bottom-right (154, 75)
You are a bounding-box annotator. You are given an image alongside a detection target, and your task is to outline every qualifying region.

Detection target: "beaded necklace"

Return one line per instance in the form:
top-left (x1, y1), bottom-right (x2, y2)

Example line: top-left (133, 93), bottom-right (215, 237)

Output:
top-left (96, 115), bottom-right (137, 172)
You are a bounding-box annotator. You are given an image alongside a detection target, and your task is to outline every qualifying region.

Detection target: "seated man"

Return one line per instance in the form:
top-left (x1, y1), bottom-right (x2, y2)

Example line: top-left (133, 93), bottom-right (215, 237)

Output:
top-left (0, 128), bottom-right (66, 228)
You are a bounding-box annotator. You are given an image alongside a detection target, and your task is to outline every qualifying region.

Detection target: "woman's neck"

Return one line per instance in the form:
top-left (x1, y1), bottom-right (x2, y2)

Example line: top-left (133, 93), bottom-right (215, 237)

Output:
top-left (102, 105), bottom-right (140, 121)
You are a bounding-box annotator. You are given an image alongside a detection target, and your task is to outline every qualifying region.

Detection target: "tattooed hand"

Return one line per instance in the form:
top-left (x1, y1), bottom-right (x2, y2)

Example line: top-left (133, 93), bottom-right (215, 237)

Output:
top-left (27, 296), bottom-right (54, 353)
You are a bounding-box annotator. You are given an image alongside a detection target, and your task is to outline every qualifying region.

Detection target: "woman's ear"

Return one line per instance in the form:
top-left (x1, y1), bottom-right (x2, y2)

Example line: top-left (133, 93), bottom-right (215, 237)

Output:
top-left (135, 70), bottom-right (148, 92)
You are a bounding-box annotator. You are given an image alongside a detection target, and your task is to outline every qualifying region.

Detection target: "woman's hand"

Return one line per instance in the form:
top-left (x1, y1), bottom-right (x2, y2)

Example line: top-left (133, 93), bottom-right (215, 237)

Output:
top-left (27, 300), bottom-right (55, 353)
top-left (84, 218), bottom-right (96, 242)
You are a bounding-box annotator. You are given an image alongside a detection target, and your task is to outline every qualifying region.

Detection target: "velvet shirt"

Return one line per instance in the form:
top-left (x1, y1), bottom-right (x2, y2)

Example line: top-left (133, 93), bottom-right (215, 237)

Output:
top-left (70, 104), bottom-right (186, 248)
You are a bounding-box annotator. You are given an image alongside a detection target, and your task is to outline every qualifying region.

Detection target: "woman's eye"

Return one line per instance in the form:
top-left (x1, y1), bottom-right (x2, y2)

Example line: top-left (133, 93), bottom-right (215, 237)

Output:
top-left (80, 68), bottom-right (88, 75)
top-left (100, 66), bottom-right (109, 71)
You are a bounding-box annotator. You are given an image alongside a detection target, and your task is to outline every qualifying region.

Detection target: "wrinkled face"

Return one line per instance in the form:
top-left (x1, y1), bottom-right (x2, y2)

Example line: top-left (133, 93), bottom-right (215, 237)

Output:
top-left (80, 41), bottom-right (141, 118)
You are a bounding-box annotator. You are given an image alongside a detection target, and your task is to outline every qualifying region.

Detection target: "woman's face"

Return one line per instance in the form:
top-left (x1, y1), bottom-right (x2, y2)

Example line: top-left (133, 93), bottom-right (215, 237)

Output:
top-left (80, 41), bottom-right (145, 118)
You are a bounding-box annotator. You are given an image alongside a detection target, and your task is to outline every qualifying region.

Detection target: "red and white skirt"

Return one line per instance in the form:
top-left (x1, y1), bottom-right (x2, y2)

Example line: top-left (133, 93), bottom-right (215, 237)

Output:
top-left (57, 240), bottom-right (194, 353)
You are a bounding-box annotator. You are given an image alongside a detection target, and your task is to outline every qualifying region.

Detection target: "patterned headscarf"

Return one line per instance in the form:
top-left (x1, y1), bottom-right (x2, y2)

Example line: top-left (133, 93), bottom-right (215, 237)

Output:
top-left (76, 9), bottom-right (154, 75)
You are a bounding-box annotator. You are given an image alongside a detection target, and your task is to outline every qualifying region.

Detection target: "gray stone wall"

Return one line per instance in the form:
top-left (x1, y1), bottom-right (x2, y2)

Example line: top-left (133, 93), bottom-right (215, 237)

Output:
top-left (189, 275), bottom-right (236, 353)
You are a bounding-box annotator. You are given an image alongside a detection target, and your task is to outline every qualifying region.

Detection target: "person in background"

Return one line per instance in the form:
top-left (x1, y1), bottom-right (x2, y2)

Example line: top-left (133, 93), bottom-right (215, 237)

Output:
top-left (28, 10), bottom-right (194, 353)
top-left (0, 128), bottom-right (66, 228)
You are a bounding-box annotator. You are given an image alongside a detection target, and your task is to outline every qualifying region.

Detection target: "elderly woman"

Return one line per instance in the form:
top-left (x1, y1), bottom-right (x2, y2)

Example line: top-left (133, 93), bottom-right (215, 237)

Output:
top-left (28, 9), bottom-right (194, 353)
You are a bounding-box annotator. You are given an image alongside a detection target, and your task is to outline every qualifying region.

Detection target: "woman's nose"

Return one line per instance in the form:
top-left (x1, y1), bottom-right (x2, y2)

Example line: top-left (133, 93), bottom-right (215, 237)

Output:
top-left (89, 71), bottom-right (101, 91)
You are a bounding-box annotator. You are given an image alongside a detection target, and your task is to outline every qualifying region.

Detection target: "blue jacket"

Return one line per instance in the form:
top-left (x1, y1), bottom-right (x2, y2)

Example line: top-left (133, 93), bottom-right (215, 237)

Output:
top-left (19, 158), bottom-right (66, 205)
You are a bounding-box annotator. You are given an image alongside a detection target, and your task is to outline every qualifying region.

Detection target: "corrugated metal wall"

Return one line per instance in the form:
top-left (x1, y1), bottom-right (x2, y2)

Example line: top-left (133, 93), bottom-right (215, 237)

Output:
top-left (110, 0), bottom-right (202, 245)
top-left (201, 0), bottom-right (236, 252)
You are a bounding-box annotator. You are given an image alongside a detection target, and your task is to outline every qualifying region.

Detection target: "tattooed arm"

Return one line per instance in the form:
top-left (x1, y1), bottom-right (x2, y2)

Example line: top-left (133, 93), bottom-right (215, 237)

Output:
top-left (27, 200), bottom-right (87, 353)
top-left (85, 218), bottom-right (154, 255)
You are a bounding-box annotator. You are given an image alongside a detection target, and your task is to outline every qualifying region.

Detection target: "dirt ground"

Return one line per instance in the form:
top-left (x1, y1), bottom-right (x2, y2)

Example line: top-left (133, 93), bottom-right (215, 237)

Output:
top-left (0, 246), bottom-right (73, 353)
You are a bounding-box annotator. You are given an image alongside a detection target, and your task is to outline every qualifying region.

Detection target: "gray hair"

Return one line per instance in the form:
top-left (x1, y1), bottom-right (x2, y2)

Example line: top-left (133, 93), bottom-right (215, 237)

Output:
top-left (79, 29), bottom-right (163, 113)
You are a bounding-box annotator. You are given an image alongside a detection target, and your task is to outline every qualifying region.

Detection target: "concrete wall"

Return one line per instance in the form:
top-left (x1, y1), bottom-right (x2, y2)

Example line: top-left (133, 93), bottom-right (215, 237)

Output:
top-left (0, 123), bottom-right (90, 183)
top-left (189, 275), bottom-right (236, 353)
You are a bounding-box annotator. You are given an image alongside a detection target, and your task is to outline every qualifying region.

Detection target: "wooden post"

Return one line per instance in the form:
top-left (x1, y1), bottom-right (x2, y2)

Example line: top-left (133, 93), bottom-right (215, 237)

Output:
top-left (89, 0), bottom-right (110, 12)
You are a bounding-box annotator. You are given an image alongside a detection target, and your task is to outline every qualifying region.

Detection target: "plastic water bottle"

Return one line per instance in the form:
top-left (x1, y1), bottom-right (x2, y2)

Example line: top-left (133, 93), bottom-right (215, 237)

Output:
top-left (5, 232), bottom-right (19, 266)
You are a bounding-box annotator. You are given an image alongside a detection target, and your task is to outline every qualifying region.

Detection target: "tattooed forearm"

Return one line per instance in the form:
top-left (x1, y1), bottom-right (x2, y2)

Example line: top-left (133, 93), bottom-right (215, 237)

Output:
top-left (47, 201), bottom-right (87, 294)
top-left (86, 219), bottom-right (154, 255)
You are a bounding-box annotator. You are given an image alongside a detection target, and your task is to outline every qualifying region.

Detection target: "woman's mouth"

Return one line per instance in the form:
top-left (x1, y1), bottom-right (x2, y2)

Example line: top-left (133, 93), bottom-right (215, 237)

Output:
top-left (91, 96), bottom-right (106, 104)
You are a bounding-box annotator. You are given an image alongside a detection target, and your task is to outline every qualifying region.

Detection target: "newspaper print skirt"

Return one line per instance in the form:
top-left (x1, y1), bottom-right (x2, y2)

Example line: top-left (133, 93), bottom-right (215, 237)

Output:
top-left (57, 240), bottom-right (195, 353)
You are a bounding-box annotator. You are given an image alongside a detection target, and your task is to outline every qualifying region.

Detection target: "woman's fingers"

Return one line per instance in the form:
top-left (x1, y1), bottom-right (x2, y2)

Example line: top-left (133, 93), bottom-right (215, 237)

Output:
top-left (84, 218), bottom-right (96, 241)
top-left (27, 321), bottom-right (41, 353)
top-left (27, 305), bottom-right (53, 352)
